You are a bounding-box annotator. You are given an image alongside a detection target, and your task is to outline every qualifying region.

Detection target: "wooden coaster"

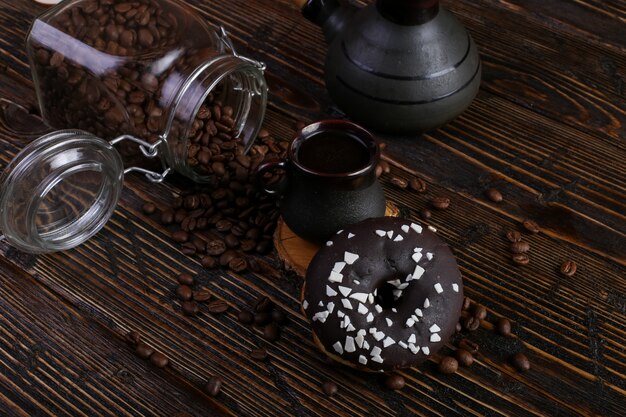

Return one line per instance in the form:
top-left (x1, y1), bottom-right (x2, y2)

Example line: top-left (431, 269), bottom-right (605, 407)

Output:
top-left (274, 201), bottom-right (400, 277)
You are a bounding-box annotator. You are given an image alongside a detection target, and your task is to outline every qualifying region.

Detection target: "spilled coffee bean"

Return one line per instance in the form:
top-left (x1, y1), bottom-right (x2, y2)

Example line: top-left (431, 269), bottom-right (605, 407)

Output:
top-left (207, 300), bottom-right (229, 314)
top-left (384, 374), bottom-right (405, 390)
top-left (322, 381), bottom-right (338, 397)
top-left (438, 357), bottom-right (458, 374)
top-left (511, 352), bottom-right (531, 372)
top-left (560, 260), bottom-right (577, 277)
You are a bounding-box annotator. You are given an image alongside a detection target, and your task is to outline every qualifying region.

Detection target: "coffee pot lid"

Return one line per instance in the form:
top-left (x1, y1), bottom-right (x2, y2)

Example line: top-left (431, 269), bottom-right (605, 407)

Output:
top-left (0, 129), bottom-right (124, 253)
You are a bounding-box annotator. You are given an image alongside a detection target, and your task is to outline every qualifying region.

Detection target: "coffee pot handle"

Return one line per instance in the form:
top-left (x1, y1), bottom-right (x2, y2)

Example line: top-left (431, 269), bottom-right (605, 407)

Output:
top-left (256, 158), bottom-right (289, 195)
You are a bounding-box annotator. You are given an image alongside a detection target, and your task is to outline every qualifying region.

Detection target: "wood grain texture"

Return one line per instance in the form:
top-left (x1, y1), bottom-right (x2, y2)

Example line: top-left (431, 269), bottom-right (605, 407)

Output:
top-left (0, 0), bottom-right (624, 416)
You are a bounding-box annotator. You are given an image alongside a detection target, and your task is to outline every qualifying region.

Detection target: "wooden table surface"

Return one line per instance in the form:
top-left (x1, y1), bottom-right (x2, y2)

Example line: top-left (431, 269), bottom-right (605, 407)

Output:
top-left (0, 0), bottom-right (624, 416)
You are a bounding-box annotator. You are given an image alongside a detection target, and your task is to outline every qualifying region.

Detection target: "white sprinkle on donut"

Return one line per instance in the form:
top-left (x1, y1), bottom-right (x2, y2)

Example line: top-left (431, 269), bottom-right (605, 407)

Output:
top-left (303, 300), bottom-right (308, 310)
top-left (414, 247), bottom-right (423, 253)
top-left (346, 324), bottom-right (356, 332)
top-left (363, 340), bottom-right (370, 350)
top-left (393, 289), bottom-right (403, 299)
top-left (383, 337), bottom-right (395, 347)
top-left (426, 252), bottom-right (434, 260)
top-left (326, 241), bottom-right (333, 246)
top-left (337, 310), bottom-right (345, 318)
top-left (452, 283), bottom-right (459, 292)
top-left (369, 328), bottom-right (377, 334)
top-left (344, 252), bottom-right (359, 264)
top-left (328, 271), bottom-right (343, 283)
top-left (341, 299), bottom-right (353, 310)
top-left (434, 283), bottom-right (444, 294)
top-left (371, 346), bottom-right (382, 357)
top-left (327, 302), bottom-right (335, 314)
top-left (405, 318), bottom-right (415, 327)
top-left (430, 333), bottom-right (441, 342)
top-left (368, 294), bottom-right (374, 304)
top-left (393, 235), bottom-right (404, 242)
top-left (348, 233), bottom-right (355, 239)
top-left (375, 305), bottom-right (383, 313)
top-left (375, 230), bottom-right (386, 237)
top-left (408, 334), bottom-right (416, 344)
top-left (354, 280), bottom-right (360, 285)
top-left (392, 308), bottom-right (397, 313)
top-left (386, 318), bottom-right (393, 327)
top-left (333, 262), bottom-right (346, 273)
top-left (337, 230), bottom-right (343, 235)
top-left (414, 308), bottom-right (423, 317)
top-left (409, 344), bottom-right (420, 354)
top-left (430, 324), bottom-right (441, 333)
top-left (401, 225), bottom-right (410, 233)
top-left (422, 347), bottom-right (430, 355)
top-left (397, 283), bottom-right (409, 290)
top-left (374, 331), bottom-right (385, 341)
top-left (413, 265), bottom-right (425, 280)
top-left (313, 311), bottom-right (329, 323)
top-left (326, 286), bottom-right (337, 297)
top-left (355, 331), bottom-right (365, 348)
top-left (357, 303), bottom-right (368, 314)
top-left (398, 341), bottom-right (408, 349)
top-left (345, 336), bottom-right (356, 352)
top-left (371, 355), bottom-right (383, 363)
top-left (412, 252), bottom-right (423, 263)
top-left (366, 313), bottom-right (374, 323)
top-left (349, 292), bottom-right (368, 303)
top-left (338, 286), bottom-right (352, 297)
top-left (387, 231), bottom-right (393, 239)
top-left (423, 298), bottom-right (430, 308)
top-left (359, 355), bottom-right (367, 365)
top-left (333, 341), bottom-right (343, 354)
top-left (387, 279), bottom-right (402, 287)
top-left (410, 223), bottom-right (422, 233)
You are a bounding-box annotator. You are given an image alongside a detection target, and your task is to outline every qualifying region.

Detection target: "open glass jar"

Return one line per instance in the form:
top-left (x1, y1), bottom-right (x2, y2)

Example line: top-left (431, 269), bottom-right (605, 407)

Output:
top-left (0, 0), bottom-right (269, 253)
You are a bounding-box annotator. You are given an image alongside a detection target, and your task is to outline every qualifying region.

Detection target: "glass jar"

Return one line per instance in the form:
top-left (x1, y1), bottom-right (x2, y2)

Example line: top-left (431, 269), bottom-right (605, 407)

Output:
top-left (26, 0), bottom-right (267, 182)
top-left (0, 0), bottom-right (269, 253)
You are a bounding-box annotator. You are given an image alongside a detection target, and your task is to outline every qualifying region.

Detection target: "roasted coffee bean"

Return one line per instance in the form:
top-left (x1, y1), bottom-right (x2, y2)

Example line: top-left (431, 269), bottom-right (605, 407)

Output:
top-left (485, 188), bottom-right (503, 202)
top-left (322, 381), bottom-right (338, 397)
top-left (180, 216), bottom-right (197, 232)
top-left (224, 234), bottom-right (240, 248)
top-left (458, 339), bottom-right (479, 355)
top-left (181, 300), bottom-right (199, 316)
top-left (522, 219), bottom-right (540, 234)
top-left (174, 209), bottom-right (187, 224)
top-left (228, 256), bottom-right (247, 272)
top-left (201, 255), bottom-right (217, 269)
top-left (160, 209), bottom-right (174, 225)
top-left (409, 177), bottom-right (427, 193)
top-left (510, 352), bottom-right (530, 372)
top-left (560, 260), bottom-right (577, 277)
top-left (473, 305), bottom-right (487, 320)
top-left (177, 272), bottom-right (194, 286)
top-left (497, 318), bottom-right (511, 336)
top-left (206, 239), bottom-right (226, 256)
top-left (191, 237), bottom-right (206, 253)
top-left (254, 312), bottom-right (272, 326)
top-left (263, 323), bottom-right (280, 342)
top-left (191, 289), bottom-right (210, 303)
top-left (463, 316), bottom-right (480, 332)
top-left (250, 348), bottom-right (268, 361)
top-left (420, 209), bottom-right (432, 220)
top-left (238, 310), bottom-right (254, 325)
top-left (506, 230), bottom-right (522, 243)
top-left (136, 342), bottom-right (154, 360)
top-left (384, 374), bottom-right (405, 390)
top-left (455, 349), bottom-right (474, 367)
top-left (271, 309), bottom-right (287, 325)
top-left (219, 250), bottom-right (238, 266)
top-left (125, 330), bottom-right (141, 346)
top-left (240, 239), bottom-right (256, 252)
top-left (204, 376), bottom-right (223, 396)
top-left (431, 196), bottom-right (450, 210)
top-left (510, 241), bottom-right (530, 253)
top-left (462, 297), bottom-right (472, 311)
top-left (176, 285), bottom-right (193, 301)
top-left (142, 202), bottom-right (156, 214)
top-left (438, 357), bottom-right (458, 374)
top-left (172, 230), bottom-right (189, 243)
top-left (390, 176), bottom-right (408, 189)
top-left (215, 219), bottom-right (232, 233)
top-left (183, 195), bottom-right (199, 210)
top-left (511, 253), bottom-right (530, 266)
top-left (181, 243), bottom-right (196, 256)
top-left (254, 296), bottom-right (275, 313)
top-left (207, 300), bottom-right (229, 314)
top-left (150, 352), bottom-right (169, 368)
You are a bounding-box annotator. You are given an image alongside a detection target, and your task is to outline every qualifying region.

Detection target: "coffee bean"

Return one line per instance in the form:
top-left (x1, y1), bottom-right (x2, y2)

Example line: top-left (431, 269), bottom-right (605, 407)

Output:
top-left (176, 285), bottom-right (193, 301)
top-left (200, 256), bottom-right (217, 270)
top-left (206, 239), bottom-right (226, 256)
top-left (238, 310), bottom-right (254, 325)
top-left (172, 230), bottom-right (189, 243)
top-left (506, 230), bottom-right (522, 243)
top-left (254, 296), bottom-right (275, 313)
top-left (263, 323), bottom-right (280, 342)
top-left (204, 376), bottom-right (223, 396)
top-left (182, 301), bottom-right (199, 316)
top-left (473, 305), bottom-right (487, 320)
top-left (219, 250), bottom-right (238, 266)
top-left (215, 219), bottom-right (232, 233)
top-left (136, 342), bottom-right (154, 360)
top-left (125, 330), bottom-right (141, 346)
top-left (485, 188), bottom-right (503, 202)
top-left (431, 196), bottom-right (450, 210)
top-left (384, 374), bottom-right (405, 390)
top-left (227, 256), bottom-right (247, 272)
top-left (250, 348), bottom-right (268, 361)
top-left (177, 272), bottom-right (194, 286)
top-left (160, 209), bottom-right (174, 225)
top-left (510, 352), bottom-right (530, 372)
top-left (462, 296), bottom-right (472, 311)
top-left (142, 202), bottom-right (156, 214)
top-left (254, 312), bottom-right (272, 326)
top-left (497, 318), bottom-right (511, 336)
top-left (207, 300), bottom-right (229, 314)
top-left (560, 260), bottom-right (577, 277)
top-left (150, 352), bottom-right (169, 368)
top-left (510, 241), bottom-right (530, 253)
top-left (522, 219), bottom-right (540, 234)
top-left (458, 339), bottom-right (479, 354)
top-left (409, 177), bottom-right (427, 193)
top-left (193, 289), bottom-right (211, 302)
top-left (224, 234), bottom-right (240, 248)
top-left (455, 349), bottom-right (474, 367)
top-left (511, 253), bottom-right (530, 266)
top-left (181, 243), bottom-right (196, 256)
top-left (463, 316), bottom-right (480, 332)
top-left (271, 309), bottom-right (287, 325)
top-left (390, 176), bottom-right (408, 189)
top-left (438, 357), bottom-right (458, 374)
top-left (420, 209), bottom-right (432, 220)
top-left (321, 381), bottom-right (338, 397)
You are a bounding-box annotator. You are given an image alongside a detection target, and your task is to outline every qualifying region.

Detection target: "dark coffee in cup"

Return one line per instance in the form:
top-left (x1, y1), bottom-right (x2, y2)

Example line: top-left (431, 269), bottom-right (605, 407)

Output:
top-left (296, 132), bottom-right (371, 174)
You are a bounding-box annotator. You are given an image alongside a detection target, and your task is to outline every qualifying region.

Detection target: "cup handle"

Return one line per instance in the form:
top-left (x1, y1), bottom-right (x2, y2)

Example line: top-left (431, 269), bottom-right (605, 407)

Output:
top-left (256, 158), bottom-right (289, 195)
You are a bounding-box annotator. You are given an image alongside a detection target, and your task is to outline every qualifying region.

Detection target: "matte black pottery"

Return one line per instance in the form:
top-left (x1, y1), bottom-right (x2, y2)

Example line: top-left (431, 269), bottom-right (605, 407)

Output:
top-left (298, 0), bottom-right (481, 134)
top-left (257, 120), bottom-right (386, 243)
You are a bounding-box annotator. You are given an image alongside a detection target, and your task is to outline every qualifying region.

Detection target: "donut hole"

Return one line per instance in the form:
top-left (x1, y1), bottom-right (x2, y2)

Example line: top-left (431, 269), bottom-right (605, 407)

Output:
top-left (375, 280), bottom-right (403, 309)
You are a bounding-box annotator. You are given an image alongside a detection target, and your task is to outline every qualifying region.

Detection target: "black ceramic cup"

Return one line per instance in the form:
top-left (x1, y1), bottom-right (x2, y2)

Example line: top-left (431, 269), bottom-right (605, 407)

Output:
top-left (257, 120), bottom-right (386, 243)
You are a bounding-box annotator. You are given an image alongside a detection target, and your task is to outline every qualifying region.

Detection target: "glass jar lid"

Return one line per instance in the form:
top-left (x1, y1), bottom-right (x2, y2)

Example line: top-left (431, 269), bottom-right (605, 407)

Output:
top-left (0, 130), bottom-right (124, 253)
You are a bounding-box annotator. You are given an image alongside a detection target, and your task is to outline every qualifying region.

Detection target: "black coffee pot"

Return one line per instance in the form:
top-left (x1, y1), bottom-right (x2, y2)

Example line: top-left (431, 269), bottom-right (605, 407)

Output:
top-left (295, 0), bottom-right (481, 134)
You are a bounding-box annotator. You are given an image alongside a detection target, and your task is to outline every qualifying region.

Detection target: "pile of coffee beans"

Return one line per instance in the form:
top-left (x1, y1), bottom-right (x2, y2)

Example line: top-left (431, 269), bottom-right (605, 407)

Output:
top-left (173, 272), bottom-right (230, 317)
top-left (237, 295), bottom-right (288, 343)
top-left (124, 331), bottom-right (170, 369)
top-left (505, 228), bottom-right (532, 266)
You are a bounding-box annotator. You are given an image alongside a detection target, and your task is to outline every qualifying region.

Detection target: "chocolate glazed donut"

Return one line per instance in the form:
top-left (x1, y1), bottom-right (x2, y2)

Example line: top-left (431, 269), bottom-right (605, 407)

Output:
top-left (302, 217), bottom-right (463, 371)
